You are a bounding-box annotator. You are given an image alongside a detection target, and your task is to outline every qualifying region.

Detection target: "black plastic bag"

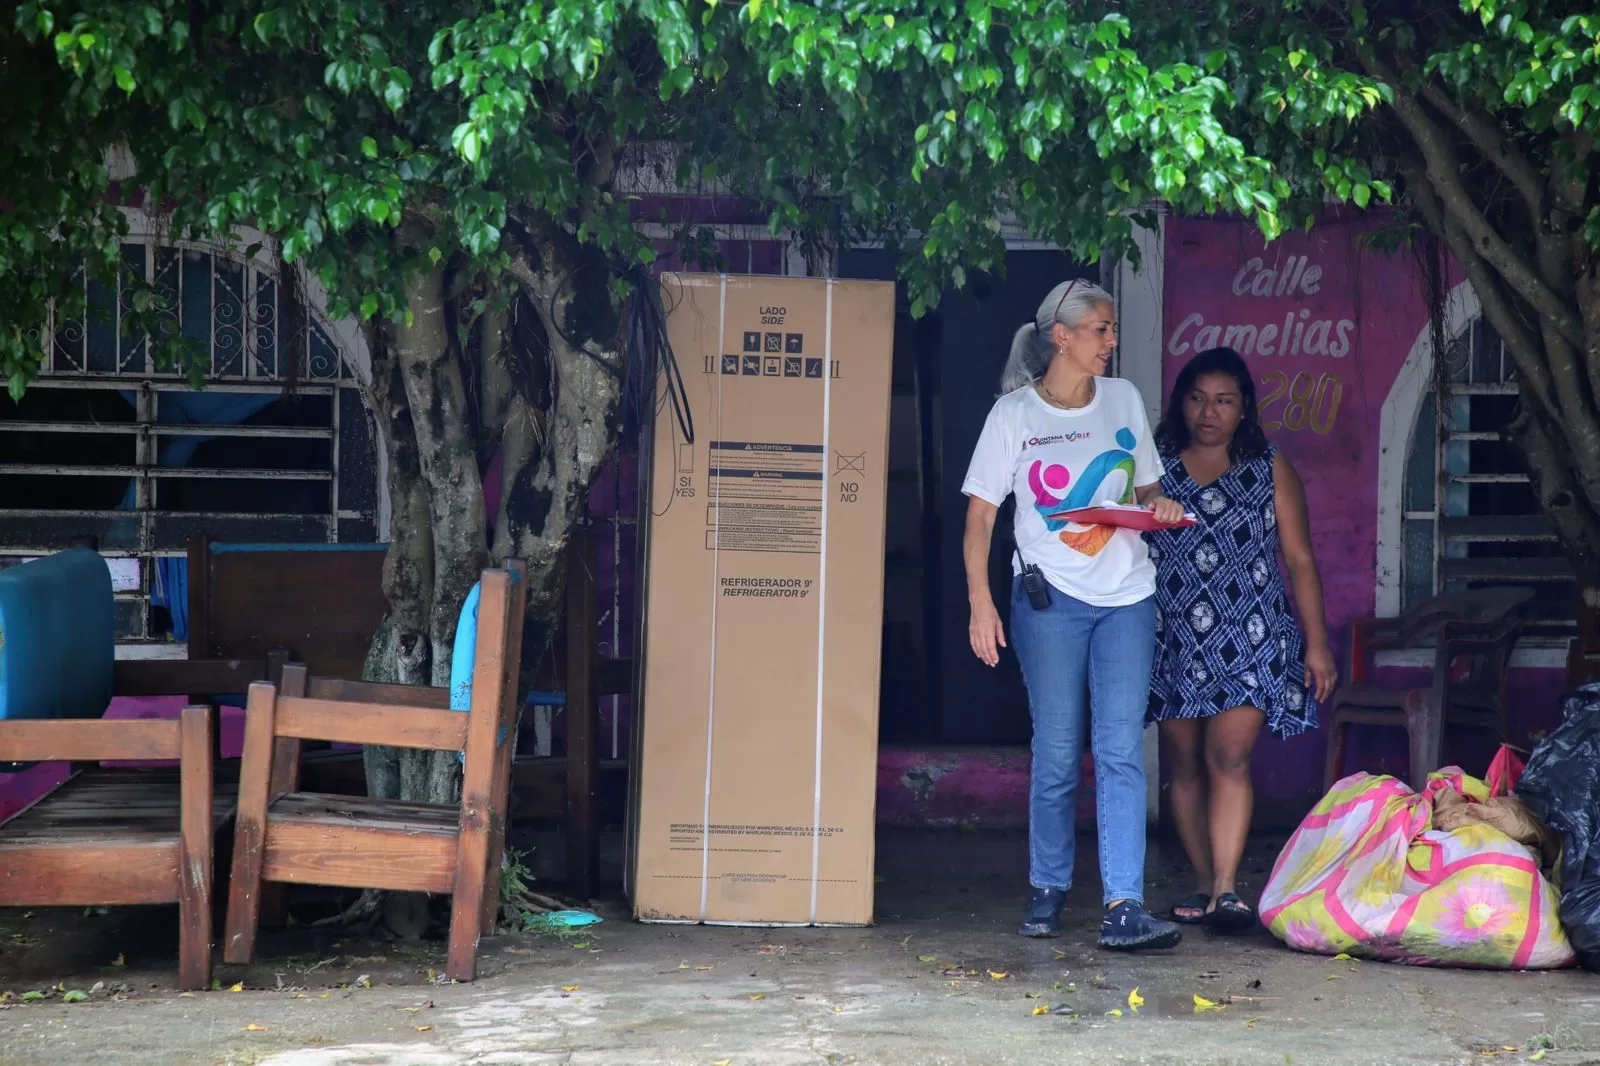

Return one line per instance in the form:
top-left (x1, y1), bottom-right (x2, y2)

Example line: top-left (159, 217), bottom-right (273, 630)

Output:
top-left (1517, 681), bottom-right (1600, 972)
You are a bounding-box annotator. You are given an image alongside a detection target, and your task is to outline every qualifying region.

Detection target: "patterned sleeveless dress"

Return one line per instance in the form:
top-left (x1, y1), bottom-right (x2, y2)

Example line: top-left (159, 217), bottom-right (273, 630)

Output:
top-left (1145, 445), bottom-right (1317, 739)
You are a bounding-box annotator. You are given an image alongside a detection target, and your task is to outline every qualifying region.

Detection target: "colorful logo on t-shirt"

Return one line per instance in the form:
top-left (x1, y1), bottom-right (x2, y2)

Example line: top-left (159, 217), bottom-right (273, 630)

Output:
top-left (1026, 427), bottom-right (1139, 557)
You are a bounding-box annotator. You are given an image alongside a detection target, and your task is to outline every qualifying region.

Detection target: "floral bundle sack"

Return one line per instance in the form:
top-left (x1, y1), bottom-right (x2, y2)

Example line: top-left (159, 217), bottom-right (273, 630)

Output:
top-left (1259, 768), bottom-right (1575, 969)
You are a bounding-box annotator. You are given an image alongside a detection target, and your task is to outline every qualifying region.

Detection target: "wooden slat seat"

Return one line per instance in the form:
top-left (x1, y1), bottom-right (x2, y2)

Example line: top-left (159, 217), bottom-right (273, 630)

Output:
top-left (0, 770), bottom-right (236, 845)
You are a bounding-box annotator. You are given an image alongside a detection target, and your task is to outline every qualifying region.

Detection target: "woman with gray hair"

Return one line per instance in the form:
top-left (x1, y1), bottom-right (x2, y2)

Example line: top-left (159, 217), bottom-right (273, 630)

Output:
top-left (961, 278), bottom-right (1186, 949)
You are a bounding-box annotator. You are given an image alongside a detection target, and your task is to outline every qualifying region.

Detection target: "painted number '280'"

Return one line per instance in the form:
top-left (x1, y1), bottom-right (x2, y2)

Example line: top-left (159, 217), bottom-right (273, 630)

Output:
top-left (1259, 371), bottom-right (1343, 435)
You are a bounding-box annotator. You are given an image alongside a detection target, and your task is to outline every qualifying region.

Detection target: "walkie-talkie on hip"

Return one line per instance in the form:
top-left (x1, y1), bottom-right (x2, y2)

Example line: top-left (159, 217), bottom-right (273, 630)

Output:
top-left (1021, 562), bottom-right (1051, 611)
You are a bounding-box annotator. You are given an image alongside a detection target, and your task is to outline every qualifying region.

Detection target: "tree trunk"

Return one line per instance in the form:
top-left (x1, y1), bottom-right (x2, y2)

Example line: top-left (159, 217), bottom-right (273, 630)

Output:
top-left (360, 321), bottom-right (435, 801)
top-left (350, 226), bottom-right (626, 934)
top-left (503, 244), bottom-right (624, 636)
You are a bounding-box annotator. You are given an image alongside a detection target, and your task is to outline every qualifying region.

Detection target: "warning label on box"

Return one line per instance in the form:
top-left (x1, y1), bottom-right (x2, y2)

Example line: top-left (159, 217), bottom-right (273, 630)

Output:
top-left (706, 441), bottom-right (823, 554)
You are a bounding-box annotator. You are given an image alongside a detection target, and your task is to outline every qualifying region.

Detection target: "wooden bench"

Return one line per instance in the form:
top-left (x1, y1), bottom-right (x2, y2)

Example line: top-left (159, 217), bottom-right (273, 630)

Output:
top-left (224, 564), bottom-right (529, 982)
top-left (0, 548), bottom-right (275, 988)
top-left (0, 709), bottom-right (222, 989)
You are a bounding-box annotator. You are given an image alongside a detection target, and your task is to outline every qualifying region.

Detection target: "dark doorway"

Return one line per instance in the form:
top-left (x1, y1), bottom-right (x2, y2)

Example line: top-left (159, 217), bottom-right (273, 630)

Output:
top-left (840, 249), bottom-right (1101, 745)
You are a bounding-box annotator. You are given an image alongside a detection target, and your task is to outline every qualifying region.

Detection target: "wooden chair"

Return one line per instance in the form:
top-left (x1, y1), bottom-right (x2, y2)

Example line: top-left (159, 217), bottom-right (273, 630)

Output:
top-left (188, 534), bottom-right (628, 899)
top-left (222, 563), bottom-right (528, 981)
top-left (0, 707), bottom-right (221, 989)
top-left (1323, 586), bottom-right (1535, 791)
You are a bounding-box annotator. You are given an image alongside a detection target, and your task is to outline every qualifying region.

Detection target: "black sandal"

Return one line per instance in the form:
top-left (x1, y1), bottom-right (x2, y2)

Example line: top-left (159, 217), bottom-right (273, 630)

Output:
top-left (1170, 892), bottom-right (1211, 924)
top-left (1207, 893), bottom-right (1257, 933)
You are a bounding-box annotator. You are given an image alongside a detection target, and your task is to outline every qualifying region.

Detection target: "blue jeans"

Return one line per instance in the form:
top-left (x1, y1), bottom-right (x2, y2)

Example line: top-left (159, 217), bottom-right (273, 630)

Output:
top-left (1010, 579), bottom-right (1156, 905)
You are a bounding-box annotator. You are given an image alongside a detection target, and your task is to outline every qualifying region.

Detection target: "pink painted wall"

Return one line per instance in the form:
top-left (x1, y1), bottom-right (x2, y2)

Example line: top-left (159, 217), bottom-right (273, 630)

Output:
top-left (1161, 212), bottom-right (1564, 817)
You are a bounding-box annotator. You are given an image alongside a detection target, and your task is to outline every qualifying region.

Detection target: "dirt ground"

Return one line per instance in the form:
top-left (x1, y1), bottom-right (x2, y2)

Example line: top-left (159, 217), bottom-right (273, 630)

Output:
top-left (2, 828), bottom-right (1597, 1066)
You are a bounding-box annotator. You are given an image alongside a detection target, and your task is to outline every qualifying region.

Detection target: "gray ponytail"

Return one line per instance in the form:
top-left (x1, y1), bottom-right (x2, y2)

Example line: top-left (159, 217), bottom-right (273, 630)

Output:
top-left (999, 279), bottom-right (1114, 394)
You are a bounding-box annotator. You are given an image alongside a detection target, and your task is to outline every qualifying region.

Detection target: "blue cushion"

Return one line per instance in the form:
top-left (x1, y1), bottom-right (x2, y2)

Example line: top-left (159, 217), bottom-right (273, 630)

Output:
top-left (0, 548), bottom-right (115, 723)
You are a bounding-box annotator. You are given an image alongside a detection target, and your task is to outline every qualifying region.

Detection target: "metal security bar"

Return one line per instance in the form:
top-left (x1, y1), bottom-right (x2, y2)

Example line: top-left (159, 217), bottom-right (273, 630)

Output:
top-left (1, 241), bottom-right (375, 645)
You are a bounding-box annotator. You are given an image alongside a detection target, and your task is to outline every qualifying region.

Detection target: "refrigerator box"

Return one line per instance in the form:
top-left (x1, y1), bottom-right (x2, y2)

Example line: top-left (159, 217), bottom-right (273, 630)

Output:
top-left (629, 273), bottom-right (895, 925)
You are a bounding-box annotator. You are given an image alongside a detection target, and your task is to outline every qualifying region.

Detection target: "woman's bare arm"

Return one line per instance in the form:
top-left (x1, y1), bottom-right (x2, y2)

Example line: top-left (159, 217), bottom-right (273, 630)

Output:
top-left (965, 496), bottom-right (1006, 667)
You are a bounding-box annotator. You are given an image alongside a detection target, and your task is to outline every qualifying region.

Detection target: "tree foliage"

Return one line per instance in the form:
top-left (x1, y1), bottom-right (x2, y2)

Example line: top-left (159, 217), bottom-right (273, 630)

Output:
top-left (7, 0), bottom-right (1600, 795)
top-left (2, 0), bottom-right (1396, 398)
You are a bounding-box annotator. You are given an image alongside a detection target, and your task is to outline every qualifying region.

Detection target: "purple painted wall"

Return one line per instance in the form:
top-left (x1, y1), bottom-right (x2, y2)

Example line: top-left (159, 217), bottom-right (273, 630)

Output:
top-left (1161, 213), bottom-right (1566, 820)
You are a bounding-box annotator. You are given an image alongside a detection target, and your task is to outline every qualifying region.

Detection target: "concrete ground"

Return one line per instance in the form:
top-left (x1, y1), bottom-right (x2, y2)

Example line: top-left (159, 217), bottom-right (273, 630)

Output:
top-left (1, 828), bottom-right (1597, 1066)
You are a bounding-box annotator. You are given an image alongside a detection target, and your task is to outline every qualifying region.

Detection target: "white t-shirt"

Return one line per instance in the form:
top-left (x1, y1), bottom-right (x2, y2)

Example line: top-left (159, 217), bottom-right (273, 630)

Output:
top-left (961, 378), bottom-right (1164, 607)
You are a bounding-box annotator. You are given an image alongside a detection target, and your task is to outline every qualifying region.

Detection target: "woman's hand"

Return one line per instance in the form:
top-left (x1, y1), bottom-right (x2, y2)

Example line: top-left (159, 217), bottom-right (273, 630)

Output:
top-left (1145, 494), bottom-right (1187, 526)
top-left (1304, 641), bottom-right (1338, 703)
top-left (969, 598), bottom-right (1007, 667)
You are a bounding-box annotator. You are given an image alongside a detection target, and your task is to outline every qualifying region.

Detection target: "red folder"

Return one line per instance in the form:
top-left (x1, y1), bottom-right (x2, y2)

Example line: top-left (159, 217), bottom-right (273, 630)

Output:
top-left (1046, 504), bottom-right (1197, 531)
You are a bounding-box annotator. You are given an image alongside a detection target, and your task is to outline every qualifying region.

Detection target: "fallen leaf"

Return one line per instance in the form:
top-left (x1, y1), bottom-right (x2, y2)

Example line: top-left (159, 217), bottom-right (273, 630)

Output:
top-left (61, 991), bottom-right (88, 1004)
top-left (1105, 1008), bottom-right (1123, 1017)
top-left (1333, 953), bottom-right (1354, 962)
top-left (1245, 1017), bottom-right (1261, 1029)
top-left (20, 991), bottom-right (44, 1003)
top-left (178, 992), bottom-right (196, 998)
top-left (228, 983), bottom-right (244, 993)
top-left (1530, 1051), bottom-right (1547, 1062)
top-left (712, 1060), bottom-right (732, 1066)
top-left (355, 975), bottom-right (372, 989)
top-left (319, 992), bottom-right (331, 999)
top-left (1024, 992), bottom-right (1041, 999)
top-left (1502, 1048), bottom-right (1520, 1053)
top-left (561, 986), bottom-right (581, 993)
top-left (1128, 988), bottom-right (1144, 1010)
top-left (109, 954), bottom-right (126, 969)
top-left (1326, 974), bottom-right (1341, 981)
top-left (1032, 1004), bottom-right (1050, 1016)
top-left (244, 1024), bottom-right (267, 1033)
top-left (988, 971), bottom-right (1009, 981)
top-left (415, 1026), bottom-right (433, 1033)
top-left (916, 955), bottom-right (938, 964)
top-left (747, 993), bottom-right (765, 1001)
top-left (1194, 994), bottom-right (1224, 1013)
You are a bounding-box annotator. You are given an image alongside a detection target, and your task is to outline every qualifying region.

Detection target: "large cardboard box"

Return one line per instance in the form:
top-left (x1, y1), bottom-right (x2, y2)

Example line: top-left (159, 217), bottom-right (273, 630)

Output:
top-left (629, 274), bottom-right (894, 926)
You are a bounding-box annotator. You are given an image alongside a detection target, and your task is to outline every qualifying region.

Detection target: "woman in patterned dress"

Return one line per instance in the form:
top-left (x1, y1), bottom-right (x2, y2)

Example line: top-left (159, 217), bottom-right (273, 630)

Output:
top-left (1146, 347), bottom-right (1338, 932)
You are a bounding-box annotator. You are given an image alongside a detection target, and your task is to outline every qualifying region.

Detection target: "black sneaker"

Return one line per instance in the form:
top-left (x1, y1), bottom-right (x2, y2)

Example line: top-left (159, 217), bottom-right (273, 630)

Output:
top-left (1099, 900), bottom-right (1182, 951)
top-left (1019, 887), bottom-right (1068, 938)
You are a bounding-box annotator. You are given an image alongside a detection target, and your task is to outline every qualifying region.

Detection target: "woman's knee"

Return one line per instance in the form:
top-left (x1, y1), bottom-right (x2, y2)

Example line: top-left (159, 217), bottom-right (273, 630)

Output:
top-left (1204, 707), bottom-right (1264, 779)
top-left (1204, 743), bottom-right (1254, 780)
